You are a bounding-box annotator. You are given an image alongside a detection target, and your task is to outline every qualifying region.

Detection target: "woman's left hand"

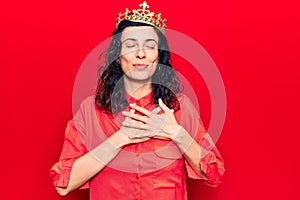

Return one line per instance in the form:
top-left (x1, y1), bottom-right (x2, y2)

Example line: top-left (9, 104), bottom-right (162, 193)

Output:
top-left (121, 98), bottom-right (181, 140)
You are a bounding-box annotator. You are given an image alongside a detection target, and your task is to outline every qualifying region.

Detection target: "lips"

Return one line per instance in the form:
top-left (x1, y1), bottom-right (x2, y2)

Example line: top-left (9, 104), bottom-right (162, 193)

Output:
top-left (133, 63), bottom-right (149, 70)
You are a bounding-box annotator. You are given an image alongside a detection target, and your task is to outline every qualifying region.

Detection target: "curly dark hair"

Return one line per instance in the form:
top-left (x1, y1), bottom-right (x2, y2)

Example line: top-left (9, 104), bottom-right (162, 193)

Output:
top-left (95, 20), bottom-right (181, 114)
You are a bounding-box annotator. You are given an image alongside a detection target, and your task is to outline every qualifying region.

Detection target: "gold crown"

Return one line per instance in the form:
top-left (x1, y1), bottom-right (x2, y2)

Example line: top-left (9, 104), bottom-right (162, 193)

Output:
top-left (116, 1), bottom-right (167, 32)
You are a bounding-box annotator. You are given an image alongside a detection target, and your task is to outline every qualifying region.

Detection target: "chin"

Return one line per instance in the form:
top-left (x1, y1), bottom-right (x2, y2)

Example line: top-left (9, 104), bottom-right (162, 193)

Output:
top-left (128, 76), bottom-right (152, 82)
top-left (125, 71), bottom-right (155, 81)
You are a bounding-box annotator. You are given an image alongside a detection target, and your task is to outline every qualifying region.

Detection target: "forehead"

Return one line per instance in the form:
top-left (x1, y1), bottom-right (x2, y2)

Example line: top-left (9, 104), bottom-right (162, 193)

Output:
top-left (121, 26), bottom-right (158, 41)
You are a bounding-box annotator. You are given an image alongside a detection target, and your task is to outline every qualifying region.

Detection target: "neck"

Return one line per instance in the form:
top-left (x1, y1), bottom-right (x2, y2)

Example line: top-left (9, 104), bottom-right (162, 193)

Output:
top-left (124, 77), bottom-right (152, 99)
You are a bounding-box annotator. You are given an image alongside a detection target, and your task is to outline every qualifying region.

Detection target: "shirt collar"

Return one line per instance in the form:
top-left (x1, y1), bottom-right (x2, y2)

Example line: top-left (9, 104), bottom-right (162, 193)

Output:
top-left (124, 90), bottom-right (153, 107)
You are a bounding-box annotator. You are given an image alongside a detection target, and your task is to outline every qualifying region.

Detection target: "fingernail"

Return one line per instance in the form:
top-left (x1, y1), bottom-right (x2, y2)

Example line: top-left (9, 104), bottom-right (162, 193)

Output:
top-left (158, 98), bottom-right (162, 102)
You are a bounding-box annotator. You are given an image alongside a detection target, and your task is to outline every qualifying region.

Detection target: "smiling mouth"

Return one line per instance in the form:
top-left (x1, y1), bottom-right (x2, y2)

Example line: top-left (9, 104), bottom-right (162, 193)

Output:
top-left (133, 64), bottom-right (149, 70)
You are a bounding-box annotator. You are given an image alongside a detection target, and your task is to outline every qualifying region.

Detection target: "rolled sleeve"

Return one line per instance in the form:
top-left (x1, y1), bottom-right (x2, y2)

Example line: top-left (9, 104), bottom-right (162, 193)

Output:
top-left (185, 132), bottom-right (225, 187)
top-left (50, 120), bottom-right (89, 189)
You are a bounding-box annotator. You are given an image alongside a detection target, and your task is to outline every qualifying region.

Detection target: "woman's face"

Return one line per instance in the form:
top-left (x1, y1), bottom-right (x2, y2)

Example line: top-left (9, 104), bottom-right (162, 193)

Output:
top-left (120, 26), bottom-right (159, 82)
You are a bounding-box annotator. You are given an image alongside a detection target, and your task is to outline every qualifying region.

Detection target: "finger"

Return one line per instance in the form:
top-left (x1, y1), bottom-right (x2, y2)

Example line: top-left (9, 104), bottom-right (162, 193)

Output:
top-left (127, 129), bottom-right (152, 137)
top-left (122, 121), bottom-right (148, 130)
top-left (123, 116), bottom-right (134, 125)
top-left (122, 116), bottom-right (145, 128)
top-left (152, 135), bottom-right (171, 140)
top-left (129, 108), bottom-right (135, 114)
top-left (130, 103), bottom-right (151, 117)
top-left (123, 109), bottom-right (135, 124)
top-left (130, 130), bottom-right (154, 139)
top-left (130, 137), bottom-right (150, 143)
top-left (158, 98), bottom-right (171, 112)
top-left (122, 111), bottom-right (150, 124)
top-left (151, 106), bottom-right (162, 114)
top-left (129, 135), bottom-right (150, 140)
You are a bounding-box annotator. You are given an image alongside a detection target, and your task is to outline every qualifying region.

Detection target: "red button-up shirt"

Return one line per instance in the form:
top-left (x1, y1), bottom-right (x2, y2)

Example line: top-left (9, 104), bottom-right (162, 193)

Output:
top-left (50, 93), bottom-right (225, 200)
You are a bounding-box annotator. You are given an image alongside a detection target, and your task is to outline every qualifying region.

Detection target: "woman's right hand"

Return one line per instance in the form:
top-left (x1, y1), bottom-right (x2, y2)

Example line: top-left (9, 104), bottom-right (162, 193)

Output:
top-left (115, 129), bottom-right (150, 147)
top-left (121, 108), bottom-right (154, 139)
top-left (112, 109), bottom-right (151, 147)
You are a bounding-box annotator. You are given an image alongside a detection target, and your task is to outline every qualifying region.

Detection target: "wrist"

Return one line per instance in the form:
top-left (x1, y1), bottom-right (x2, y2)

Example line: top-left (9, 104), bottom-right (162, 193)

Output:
top-left (168, 125), bottom-right (183, 141)
top-left (109, 130), bottom-right (129, 148)
top-left (89, 135), bottom-right (121, 165)
top-left (172, 126), bottom-right (192, 145)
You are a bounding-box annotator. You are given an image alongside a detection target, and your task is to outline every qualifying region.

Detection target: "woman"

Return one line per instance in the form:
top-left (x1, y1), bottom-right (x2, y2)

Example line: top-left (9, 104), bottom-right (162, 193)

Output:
top-left (50, 2), bottom-right (224, 199)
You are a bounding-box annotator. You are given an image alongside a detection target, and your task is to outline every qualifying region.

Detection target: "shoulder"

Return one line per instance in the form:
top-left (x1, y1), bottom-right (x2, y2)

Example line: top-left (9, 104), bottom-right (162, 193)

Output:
top-left (77, 95), bottom-right (109, 117)
top-left (72, 95), bottom-right (97, 120)
top-left (81, 95), bottom-right (95, 106)
top-left (176, 93), bottom-right (196, 108)
top-left (77, 95), bottom-right (95, 111)
top-left (175, 93), bottom-right (201, 119)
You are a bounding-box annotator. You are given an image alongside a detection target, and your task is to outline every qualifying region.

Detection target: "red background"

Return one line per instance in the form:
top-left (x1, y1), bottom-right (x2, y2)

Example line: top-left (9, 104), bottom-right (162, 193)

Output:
top-left (1, 0), bottom-right (300, 199)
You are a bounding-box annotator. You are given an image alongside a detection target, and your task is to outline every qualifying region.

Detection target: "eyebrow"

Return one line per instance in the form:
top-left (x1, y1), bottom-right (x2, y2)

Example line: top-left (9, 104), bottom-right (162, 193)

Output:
top-left (122, 38), bottom-right (158, 44)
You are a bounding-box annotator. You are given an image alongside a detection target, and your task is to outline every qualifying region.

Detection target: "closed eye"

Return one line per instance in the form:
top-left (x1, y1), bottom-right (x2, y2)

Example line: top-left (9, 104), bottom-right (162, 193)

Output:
top-left (126, 44), bottom-right (137, 48)
top-left (144, 40), bottom-right (157, 49)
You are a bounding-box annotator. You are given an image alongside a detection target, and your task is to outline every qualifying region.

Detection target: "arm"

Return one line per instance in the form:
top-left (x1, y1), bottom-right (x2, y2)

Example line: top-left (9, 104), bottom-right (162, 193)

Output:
top-left (171, 126), bottom-right (225, 186)
top-left (55, 129), bottom-right (148, 196)
top-left (174, 127), bottom-right (225, 186)
top-left (55, 130), bottom-right (121, 195)
top-left (172, 127), bottom-right (208, 178)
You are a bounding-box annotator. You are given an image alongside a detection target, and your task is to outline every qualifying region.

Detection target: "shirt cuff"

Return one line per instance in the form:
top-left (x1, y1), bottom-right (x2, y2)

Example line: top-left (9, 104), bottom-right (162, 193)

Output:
top-left (50, 159), bottom-right (89, 189)
top-left (185, 151), bottom-right (225, 187)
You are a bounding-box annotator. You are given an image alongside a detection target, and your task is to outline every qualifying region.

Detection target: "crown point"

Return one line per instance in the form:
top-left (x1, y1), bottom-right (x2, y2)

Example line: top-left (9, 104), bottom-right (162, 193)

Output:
top-left (116, 1), bottom-right (167, 32)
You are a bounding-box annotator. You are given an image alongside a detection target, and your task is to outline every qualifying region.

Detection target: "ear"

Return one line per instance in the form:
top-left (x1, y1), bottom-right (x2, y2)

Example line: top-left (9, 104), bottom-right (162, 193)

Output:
top-left (116, 58), bottom-right (121, 65)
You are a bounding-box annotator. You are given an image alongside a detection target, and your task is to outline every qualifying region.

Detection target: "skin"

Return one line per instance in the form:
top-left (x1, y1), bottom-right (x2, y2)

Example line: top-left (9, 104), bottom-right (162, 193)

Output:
top-left (55, 26), bottom-right (207, 196)
top-left (120, 26), bottom-right (159, 99)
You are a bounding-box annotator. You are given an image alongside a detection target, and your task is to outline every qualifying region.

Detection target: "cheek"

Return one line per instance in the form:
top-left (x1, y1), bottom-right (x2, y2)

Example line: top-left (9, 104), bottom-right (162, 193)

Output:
top-left (149, 51), bottom-right (159, 64)
top-left (120, 55), bottom-right (132, 72)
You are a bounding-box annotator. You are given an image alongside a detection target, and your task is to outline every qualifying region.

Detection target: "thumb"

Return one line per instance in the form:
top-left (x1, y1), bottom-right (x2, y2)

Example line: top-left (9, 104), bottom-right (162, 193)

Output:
top-left (151, 106), bottom-right (162, 114)
top-left (158, 98), bottom-right (170, 112)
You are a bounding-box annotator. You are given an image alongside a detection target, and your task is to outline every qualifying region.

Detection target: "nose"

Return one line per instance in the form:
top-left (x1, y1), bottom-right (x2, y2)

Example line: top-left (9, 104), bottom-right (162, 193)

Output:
top-left (136, 47), bottom-right (146, 59)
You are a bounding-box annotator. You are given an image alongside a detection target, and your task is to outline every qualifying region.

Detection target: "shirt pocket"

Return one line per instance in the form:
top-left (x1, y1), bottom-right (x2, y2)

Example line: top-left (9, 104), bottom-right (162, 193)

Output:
top-left (152, 142), bottom-right (185, 189)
